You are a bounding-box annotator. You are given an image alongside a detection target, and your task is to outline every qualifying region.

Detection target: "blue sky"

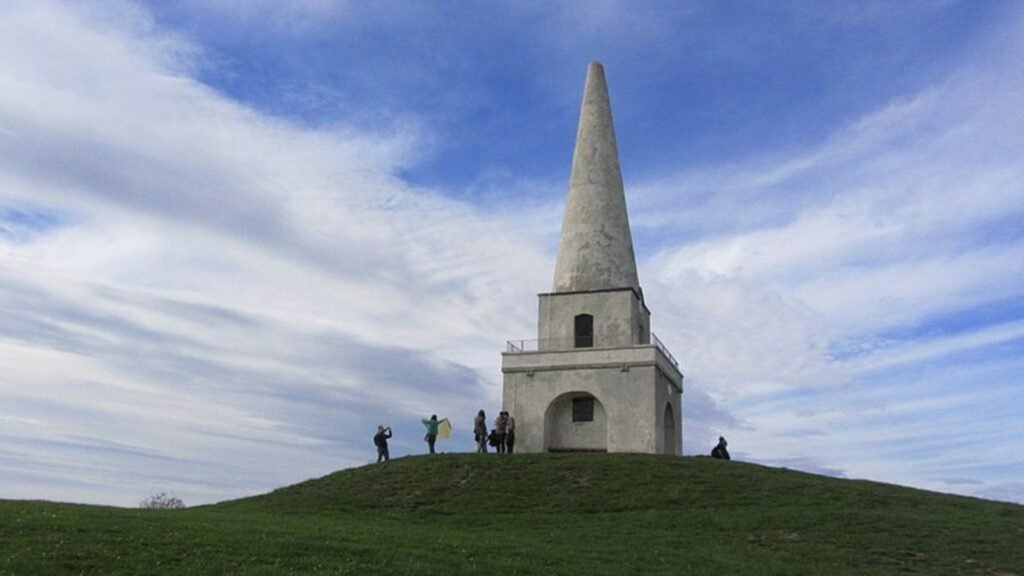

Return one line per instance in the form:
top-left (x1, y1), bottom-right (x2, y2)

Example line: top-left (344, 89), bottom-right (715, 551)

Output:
top-left (1, 0), bottom-right (1022, 506)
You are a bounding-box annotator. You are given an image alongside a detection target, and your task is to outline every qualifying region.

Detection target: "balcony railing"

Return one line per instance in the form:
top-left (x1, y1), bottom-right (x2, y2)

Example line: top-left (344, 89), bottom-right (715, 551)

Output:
top-left (506, 332), bottom-right (679, 367)
top-left (650, 332), bottom-right (679, 368)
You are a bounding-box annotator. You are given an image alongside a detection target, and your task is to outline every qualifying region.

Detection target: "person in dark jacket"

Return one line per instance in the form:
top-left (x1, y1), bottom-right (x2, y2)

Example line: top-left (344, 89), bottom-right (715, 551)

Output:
top-left (711, 436), bottom-right (730, 460)
top-left (504, 412), bottom-right (516, 454)
top-left (493, 411), bottom-right (509, 454)
top-left (374, 425), bottom-right (392, 463)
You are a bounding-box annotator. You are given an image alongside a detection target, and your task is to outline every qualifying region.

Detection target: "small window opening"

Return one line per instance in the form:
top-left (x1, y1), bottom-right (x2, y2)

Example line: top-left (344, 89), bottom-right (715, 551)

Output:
top-left (575, 314), bottom-right (594, 348)
top-left (572, 397), bottom-right (594, 422)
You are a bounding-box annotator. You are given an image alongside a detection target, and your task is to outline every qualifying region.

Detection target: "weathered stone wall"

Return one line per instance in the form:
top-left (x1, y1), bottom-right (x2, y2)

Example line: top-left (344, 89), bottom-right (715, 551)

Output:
top-left (502, 346), bottom-right (681, 454)
top-left (655, 368), bottom-right (683, 455)
top-left (545, 392), bottom-right (608, 451)
top-left (537, 288), bottom-right (650, 350)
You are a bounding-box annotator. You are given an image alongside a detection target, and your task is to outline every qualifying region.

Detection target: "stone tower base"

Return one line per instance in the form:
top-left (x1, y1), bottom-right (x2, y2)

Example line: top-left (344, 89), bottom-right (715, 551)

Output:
top-left (502, 345), bottom-right (682, 454)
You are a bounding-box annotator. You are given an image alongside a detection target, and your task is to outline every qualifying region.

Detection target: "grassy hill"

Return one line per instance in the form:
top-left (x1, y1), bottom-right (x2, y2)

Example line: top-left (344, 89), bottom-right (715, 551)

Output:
top-left (1, 454), bottom-right (1021, 575)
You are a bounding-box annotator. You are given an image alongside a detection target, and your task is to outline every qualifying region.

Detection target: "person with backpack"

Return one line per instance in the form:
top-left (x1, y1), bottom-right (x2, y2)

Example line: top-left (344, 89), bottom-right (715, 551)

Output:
top-left (373, 425), bottom-right (392, 463)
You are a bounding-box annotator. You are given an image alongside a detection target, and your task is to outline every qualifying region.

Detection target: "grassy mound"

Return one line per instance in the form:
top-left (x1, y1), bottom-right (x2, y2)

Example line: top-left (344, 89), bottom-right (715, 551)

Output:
top-left (1, 454), bottom-right (1021, 575)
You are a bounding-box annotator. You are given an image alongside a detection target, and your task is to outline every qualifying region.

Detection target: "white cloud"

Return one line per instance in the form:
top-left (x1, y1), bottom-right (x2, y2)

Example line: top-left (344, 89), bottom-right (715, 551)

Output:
top-left (632, 4), bottom-right (1024, 503)
top-left (0, 0), bottom-right (551, 505)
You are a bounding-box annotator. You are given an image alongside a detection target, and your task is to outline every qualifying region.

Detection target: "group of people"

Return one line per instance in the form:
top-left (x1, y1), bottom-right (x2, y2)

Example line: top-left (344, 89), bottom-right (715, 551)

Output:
top-left (473, 409), bottom-right (515, 454)
top-left (373, 409), bottom-right (516, 462)
top-left (377, 420), bottom-right (732, 463)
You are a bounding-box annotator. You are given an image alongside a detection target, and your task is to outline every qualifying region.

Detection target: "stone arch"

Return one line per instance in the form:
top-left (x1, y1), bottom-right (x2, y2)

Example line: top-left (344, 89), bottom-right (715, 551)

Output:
top-left (544, 391), bottom-right (607, 452)
top-left (663, 402), bottom-right (677, 455)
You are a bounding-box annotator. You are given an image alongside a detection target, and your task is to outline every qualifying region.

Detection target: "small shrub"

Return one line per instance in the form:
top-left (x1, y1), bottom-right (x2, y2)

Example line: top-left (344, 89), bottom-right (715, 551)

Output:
top-left (139, 492), bottom-right (185, 509)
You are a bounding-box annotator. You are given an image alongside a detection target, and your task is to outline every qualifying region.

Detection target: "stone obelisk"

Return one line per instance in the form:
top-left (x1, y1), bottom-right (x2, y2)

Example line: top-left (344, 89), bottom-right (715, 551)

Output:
top-left (553, 62), bottom-right (640, 293)
top-left (501, 61), bottom-right (683, 455)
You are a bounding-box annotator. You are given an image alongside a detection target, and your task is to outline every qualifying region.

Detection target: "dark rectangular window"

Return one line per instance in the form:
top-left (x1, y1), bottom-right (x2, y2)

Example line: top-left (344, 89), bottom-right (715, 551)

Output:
top-left (572, 397), bottom-right (594, 422)
top-left (575, 314), bottom-right (594, 348)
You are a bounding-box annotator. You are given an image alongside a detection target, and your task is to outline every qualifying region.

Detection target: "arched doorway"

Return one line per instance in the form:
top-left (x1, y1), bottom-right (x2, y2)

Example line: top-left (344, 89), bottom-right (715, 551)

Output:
top-left (544, 392), bottom-right (607, 452)
top-left (663, 402), bottom-right (677, 455)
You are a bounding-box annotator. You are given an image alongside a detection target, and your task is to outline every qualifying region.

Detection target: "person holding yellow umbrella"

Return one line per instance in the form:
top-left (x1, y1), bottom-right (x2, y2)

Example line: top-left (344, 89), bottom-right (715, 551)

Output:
top-left (421, 414), bottom-right (451, 454)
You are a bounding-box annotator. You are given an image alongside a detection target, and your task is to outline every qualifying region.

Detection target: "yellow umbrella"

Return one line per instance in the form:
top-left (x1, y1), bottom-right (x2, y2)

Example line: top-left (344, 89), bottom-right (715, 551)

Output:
top-left (421, 417), bottom-right (452, 440)
top-left (437, 418), bottom-right (452, 439)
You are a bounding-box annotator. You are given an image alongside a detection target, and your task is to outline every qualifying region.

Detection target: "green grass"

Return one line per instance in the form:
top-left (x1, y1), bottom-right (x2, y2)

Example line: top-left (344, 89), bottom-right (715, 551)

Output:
top-left (2, 454), bottom-right (1022, 575)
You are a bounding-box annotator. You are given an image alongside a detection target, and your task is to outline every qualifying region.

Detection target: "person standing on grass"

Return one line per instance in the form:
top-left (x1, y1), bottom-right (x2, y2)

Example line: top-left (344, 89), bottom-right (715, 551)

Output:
top-left (494, 411), bottom-right (509, 454)
top-left (422, 414), bottom-right (440, 454)
top-left (474, 409), bottom-right (488, 453)
top-left (504, 412), bottom-right (516, 454)
top-left (374, 425), bottom-right (392, 463)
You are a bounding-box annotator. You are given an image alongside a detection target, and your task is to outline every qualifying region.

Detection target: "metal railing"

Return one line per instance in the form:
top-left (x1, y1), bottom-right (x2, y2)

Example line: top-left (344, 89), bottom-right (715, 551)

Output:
top-left (505, 339), bottom-right (533, 353)
top-left (506, 335), bottom-right (632, 353)
top-left (506, 332), bottom-right (679, 367)
top-left (650, 332), bottom-right (679, 367)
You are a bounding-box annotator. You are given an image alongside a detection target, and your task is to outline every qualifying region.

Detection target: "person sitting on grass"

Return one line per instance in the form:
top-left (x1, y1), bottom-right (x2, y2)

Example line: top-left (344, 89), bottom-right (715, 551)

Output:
top-left (711, 436), bottom-right (730, 460)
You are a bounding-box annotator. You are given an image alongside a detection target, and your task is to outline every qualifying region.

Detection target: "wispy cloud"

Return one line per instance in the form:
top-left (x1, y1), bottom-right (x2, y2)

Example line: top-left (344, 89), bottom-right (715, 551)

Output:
top-left (0, 0), bottom-right (551, 505)
top-left (637, 5), bottom-right (1024, 501)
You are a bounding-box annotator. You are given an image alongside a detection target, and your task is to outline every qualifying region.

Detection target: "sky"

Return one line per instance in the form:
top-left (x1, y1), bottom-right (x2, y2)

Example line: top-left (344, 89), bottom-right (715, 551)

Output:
top-left (1, 0), bottom-right (1022, 507)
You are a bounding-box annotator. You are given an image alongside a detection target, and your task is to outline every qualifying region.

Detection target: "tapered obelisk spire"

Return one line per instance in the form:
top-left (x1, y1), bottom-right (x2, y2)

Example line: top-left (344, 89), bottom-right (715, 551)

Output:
top-left (502, 61), bottom-right (683, 457)
top-left (552, 61), bottom-right (640, 293)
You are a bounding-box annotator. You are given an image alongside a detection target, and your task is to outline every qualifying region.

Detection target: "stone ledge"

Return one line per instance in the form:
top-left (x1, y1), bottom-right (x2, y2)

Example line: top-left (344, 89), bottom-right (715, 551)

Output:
top-left (502, 345), bottom-right (682, 391)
